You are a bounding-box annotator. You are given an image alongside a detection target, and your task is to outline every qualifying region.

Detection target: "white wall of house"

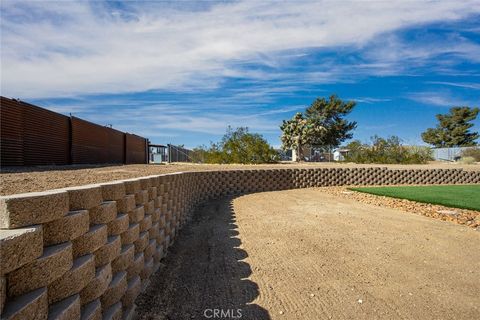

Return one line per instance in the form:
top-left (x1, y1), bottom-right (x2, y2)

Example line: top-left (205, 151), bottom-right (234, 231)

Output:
top-left (333, 150), bottom-right (343, 161)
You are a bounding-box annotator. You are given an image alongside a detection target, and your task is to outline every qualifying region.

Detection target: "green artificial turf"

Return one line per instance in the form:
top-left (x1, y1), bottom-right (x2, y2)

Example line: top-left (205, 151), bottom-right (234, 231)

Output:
top-left (348, 185), bottom-right (480, 211)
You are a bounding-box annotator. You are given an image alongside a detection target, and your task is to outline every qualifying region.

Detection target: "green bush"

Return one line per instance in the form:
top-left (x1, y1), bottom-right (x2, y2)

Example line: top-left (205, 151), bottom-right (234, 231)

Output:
top-left (344, 135), bottom-right (433, 164)
top-left (460, 156), bottom-right (476, 164)
top-left (461, 148), bottom-right (480, 161)
top-left (192, 127), bottom-right (279, 164)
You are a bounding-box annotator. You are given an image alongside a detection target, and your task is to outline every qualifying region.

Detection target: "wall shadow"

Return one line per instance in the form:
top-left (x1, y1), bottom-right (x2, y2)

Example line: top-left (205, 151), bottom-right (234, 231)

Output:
top-left (0, 163), bottom-right (130, 174)
top-left (135, 197), bottom-right (271, 320)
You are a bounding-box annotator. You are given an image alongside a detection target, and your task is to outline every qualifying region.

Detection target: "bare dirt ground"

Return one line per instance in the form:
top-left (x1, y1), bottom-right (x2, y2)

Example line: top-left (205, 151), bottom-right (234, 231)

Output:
top-left (1, 162), bottom-right (478, 195)
top-left (135, 189), bottom-right (480, 320)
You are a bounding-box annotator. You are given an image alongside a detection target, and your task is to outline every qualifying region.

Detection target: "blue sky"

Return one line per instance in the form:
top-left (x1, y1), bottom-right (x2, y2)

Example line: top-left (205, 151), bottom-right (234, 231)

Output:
top-left (1, 1), bottom-right (480, 148)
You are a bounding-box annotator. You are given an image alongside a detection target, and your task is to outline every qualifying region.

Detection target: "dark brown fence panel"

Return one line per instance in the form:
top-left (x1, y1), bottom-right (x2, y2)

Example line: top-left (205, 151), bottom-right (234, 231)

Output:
top-left (22, 102), bottom-right (70, 166)
top-left (1, 97), bottom-right (70, 166)
top-left (106, 128), bottom-right (125, 164)
top-left (71, 117), bottom-right (109, 164)
top-left (0, 97), bottom-right (24, 166)
top-left (126, 133), bottom-right (147, 164)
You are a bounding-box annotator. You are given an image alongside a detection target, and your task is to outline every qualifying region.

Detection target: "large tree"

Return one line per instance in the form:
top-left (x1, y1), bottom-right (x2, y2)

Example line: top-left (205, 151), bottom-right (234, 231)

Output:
top-left (421, 107), bottom-right (479, 147)
top-left (193, 126), bottom-right (278, 164)
top-left (280, 112), bottom-right (324, 161)
top-left (305, 95), bottom-right (357, 148)
top-left (220, 126), bottom-right (278, 164)
top-left (280, 95), bottom-right (356, 161)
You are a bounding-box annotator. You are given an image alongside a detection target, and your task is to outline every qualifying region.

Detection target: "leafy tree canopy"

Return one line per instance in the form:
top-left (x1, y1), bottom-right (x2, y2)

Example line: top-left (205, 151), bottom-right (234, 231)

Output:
top-left (280, 95), bottom-right (357, 160)
top-left (191, 126), bottom-right (278, 164)
top-left (422, 106), bottom-right (479, 147)
top-left (305, 95), bottom-right (357, 147)
top-left (280, 112), bottom-right (324, 154)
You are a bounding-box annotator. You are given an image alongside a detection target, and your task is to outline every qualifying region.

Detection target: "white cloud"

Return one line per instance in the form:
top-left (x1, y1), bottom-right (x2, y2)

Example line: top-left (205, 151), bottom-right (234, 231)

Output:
top-left (43, 99), bottom-right (292, 139)
top-left (409, 91), bottom-right (472, 107)
top-left (363, 32), bottom-right (480, 76)
top-left (425, 81), bottom-right (480, 90)
top-left (348, 97), bottom-right (392, 104)
top-left (1, 0), bottom-right (480, 98)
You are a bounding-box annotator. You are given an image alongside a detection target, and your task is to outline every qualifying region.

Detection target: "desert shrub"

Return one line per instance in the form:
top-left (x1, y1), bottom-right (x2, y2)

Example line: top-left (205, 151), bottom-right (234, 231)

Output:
top-left (459, 156), bottom-right (476, 164)
top-left (344, 135), bottom-right (433, 164)
top-left (403, 146), bottom-right (434, 164)
top-left (461, 148), bottom-right (480, 161)
top-left (190, 146), bottom-right (209, 163)
top-left (193, 127), bottom-right (279, 164)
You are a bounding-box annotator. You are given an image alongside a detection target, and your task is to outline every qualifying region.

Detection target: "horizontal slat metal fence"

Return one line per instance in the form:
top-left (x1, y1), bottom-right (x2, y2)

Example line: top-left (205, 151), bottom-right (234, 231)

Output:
top-left (126, 133), bottom-right (147, 164)
top-left (0, 97), bottom-right (70, 166)
top-left (0, 97), bottom-right (148, 166)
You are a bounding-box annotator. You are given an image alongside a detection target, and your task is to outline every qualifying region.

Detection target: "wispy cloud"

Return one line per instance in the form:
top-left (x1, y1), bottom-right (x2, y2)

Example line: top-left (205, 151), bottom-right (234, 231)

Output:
top-left (409, 91), bottom-right (472, 107)
top-left (2, 0), bottom-right (480, 98)
top-left (42, 96), bottom-right (297, 143)
top-left (2, 1), bottom-right (479, 148)
top-left (425, 81), bottom-right (480, 90)
top-left (348, 97), bottom-right (392, 104)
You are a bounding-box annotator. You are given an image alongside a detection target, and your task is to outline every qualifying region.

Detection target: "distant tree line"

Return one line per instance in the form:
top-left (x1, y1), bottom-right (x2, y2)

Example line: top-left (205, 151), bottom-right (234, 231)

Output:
top-left (279, 95), bottom-right (478, 164)
top-left (190, 95), bottom-right (478, 165)
top-left (343, 136), bottom-right (433, 164)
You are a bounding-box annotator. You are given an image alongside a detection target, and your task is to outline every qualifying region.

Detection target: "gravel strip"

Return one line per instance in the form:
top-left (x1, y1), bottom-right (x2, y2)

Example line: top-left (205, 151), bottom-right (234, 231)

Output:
top-left (317, 186), bottom-right (480, 229)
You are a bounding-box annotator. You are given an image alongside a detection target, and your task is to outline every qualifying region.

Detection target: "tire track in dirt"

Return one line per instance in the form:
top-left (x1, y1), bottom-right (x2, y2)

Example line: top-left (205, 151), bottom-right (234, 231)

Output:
top-left (137, 189), bottom-right (479, 320)
top-left (233, 190), bottom-right (479, 320)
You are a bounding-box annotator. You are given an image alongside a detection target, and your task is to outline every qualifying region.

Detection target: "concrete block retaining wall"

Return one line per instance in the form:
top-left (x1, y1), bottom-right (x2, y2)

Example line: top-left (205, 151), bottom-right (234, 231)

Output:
top-left (1, 168), bottom-right (479, 319)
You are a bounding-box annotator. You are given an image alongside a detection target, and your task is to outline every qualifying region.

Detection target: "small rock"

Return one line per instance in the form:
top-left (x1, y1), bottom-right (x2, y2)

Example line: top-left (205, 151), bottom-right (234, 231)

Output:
top-left (437, 210), bottom-right (458, 216)
top-left (357, 299), bottom-right (363, 304)
top-left (279, 311), bottom-right (284, 315)
top-left (310, 293), bottom-right (315, 297)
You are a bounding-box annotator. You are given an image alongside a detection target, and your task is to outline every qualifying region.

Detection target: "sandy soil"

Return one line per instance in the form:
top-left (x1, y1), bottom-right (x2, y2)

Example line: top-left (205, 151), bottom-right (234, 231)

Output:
top-left (1, 162), bottom-right (478, 195)
top-left (135, 189), bottom-right (480, 320)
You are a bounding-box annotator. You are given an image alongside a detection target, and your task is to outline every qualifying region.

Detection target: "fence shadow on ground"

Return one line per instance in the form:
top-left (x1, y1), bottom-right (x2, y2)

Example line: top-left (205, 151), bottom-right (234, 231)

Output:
top-left (0, 163), bottom-right (125, 174)
top-left (135, 197), bottom-right (271, 320)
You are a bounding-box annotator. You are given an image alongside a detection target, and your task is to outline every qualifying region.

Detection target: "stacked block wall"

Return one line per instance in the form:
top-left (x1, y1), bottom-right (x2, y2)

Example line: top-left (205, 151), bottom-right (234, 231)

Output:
top-left (1, 168), bottom-right (479, 319)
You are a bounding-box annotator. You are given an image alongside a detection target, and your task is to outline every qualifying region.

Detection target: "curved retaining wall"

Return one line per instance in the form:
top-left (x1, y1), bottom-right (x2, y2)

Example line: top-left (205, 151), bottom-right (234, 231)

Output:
top-left (1, 168), bottom-right (479, 319)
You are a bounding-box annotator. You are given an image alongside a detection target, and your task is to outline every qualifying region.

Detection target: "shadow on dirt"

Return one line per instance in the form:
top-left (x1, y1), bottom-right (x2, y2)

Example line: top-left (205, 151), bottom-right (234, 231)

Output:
top-left (0, 163), bottom-right (134, 174)
top-left (135, 197), bottom-right (271, 320)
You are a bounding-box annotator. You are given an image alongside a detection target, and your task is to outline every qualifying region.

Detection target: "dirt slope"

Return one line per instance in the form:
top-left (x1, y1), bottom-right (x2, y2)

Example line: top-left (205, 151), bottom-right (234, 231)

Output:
top-left (136, 189), bottom-right (480, 320)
